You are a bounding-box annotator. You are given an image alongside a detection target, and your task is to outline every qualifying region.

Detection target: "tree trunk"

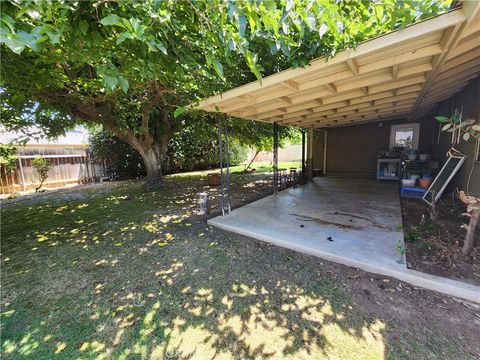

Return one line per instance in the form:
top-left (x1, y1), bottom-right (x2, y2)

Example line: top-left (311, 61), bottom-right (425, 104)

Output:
top-left (139, 145), bottom-right (165, 190)
top-left (463, 208), bottom-right (479, 256)
top-left (69, 100), bottom-right (170, 189)
top-left (245, 149), bottom-right (260, 172)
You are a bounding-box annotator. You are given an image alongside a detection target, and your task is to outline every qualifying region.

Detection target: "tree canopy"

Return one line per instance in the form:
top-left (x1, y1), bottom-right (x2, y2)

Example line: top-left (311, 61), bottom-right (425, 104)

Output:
top-left (0, 0), bottom-right (453, 187)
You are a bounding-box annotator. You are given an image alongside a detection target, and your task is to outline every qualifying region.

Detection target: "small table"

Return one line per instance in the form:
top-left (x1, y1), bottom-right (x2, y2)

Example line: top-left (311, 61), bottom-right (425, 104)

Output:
top-left (377, 158), bottom-right (401, 181)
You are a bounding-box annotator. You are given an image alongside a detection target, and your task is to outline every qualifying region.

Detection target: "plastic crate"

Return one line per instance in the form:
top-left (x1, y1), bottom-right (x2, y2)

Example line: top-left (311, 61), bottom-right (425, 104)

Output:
top-left (400, 186), bottom-right (426, 199)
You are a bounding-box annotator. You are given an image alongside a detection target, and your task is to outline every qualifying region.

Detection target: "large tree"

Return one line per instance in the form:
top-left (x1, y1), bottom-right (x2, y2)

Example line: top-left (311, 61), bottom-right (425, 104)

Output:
top-left (0, 0), bottom-right (453, 188)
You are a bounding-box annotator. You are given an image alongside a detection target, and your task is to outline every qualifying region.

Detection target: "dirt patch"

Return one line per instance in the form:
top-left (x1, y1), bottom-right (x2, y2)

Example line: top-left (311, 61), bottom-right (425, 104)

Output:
top-left (401, 197), bottom-right (480, 285)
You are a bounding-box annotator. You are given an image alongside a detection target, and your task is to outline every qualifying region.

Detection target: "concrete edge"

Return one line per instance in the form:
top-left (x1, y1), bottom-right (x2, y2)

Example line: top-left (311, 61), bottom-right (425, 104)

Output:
top-left (208, 217), bottom-right (480, 304)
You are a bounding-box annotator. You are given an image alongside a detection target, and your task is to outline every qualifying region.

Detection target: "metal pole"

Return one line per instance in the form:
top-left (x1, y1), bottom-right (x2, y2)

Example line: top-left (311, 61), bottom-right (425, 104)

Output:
top-left (18, 157), bottom-right (27, 192)
top-left (223, 116), bottom-right (231, 214)
top-left (308, 130), bottom-right (314, 180)
top-left (217, 114), bottom-right (225, 216)
top-left (322, 130), bottom-right (328, 176)
top-left (301, 129), bottom-right (306, 182)
top-left (273, 122), bottom-right (279, 194)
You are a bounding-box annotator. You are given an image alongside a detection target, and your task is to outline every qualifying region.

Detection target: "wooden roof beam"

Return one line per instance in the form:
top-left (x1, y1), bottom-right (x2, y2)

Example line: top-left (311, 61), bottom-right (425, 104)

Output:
top-left (358, 44), bottom-right (442, 75)
top-left (347, 58), bottom-right (359, 75)
top-left (397, 62), bottom-right (433, 78)
top-left (278, 96), bottom-right (293, 104)
top-left (238, 94), bottom-right (257, 103)
top-left (369, 74), bottom-right (426, 94)
top-left (281, 80), bottom-right (299, 91)
top-left (392, 65), bottom-right (398, 80)
top-left (324, 83), bottom-right (337, 93)
top-left (336, 71), bottom-right (393, 93)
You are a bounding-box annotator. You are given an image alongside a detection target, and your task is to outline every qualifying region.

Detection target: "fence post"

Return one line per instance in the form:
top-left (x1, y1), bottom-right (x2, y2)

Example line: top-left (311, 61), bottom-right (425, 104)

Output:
top-left (17, 156), bottom-right (27, 192)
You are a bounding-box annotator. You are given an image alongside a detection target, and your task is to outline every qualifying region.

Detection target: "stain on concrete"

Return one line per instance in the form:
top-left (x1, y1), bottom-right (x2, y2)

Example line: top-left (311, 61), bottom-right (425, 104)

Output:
top-left (330, 211), bottom-right (369, 220)
top-left (291, 213), bottom-right (361, 230)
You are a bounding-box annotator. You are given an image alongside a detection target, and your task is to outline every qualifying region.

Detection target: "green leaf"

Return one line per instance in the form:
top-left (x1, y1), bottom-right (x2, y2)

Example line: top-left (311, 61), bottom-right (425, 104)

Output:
top-left (1, 36), bottom-right (25, 54)
top-left (45, 30), bottom-right (61, 44)
top-left (434, 116), bottom-right (449, 123)
top-left (79, 20), bottom-right (88, 35)
top-left (117, 77), bottom-right (129, 93)
top-left (462, 132), bottom-right (470, 141)
top-left (116, 31), bottom-right (134, 45)
top-left (155, 41), bottom-right (167, 54)
top-left (90, 31), bottom-right (104, 44)
top-left (129, 18), bottom-right (141, 34)
top-left (245, 50), bottom-right (262, 82)
top-left (0, 13), bottom-right (15, 32)
top-left (451, 113), bottom-right (461, 122)
top-left (100, 14), bottom-right (125, 27)
top-left (173, 106), bottom-right (186, 118)
top-left (212, 58), bottom-right (224, 79)
top-left (103, 75), bottom-right (118, 92)
top-left (238, 15), bottom-right (247, 37)
top-left (441, 123), bottom-right (451, 131)
top-left (16, 30), bottom-right (41, 51)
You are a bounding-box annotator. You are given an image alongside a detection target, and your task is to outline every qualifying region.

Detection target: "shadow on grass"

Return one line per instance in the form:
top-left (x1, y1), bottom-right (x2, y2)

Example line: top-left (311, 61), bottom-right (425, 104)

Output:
top-left (0, 172), bottom-right (466, 359)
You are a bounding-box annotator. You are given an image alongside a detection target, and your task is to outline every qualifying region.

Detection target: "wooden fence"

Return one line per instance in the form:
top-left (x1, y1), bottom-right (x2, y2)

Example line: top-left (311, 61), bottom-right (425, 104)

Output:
top-left (0, 146), bottom-right (105, 194)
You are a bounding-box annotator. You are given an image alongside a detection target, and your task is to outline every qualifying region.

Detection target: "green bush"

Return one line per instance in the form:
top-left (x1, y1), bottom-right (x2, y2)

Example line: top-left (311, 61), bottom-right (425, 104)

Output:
top-left (90, 131), bottom-right (146, 179)
top-left (32, 156), bottom-right (53, 192)
top-left (0, 145), bottom-right (18, 173)
top-left (90, 123), bottom-right (249, 177)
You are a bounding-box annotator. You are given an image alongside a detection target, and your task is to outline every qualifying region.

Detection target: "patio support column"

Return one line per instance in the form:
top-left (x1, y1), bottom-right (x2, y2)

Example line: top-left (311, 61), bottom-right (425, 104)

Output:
top-left (301, 129), bottom-right (306, 182)
top-left (308, 130), bottom-right (314, 180)
top-left (273, 122), bottom-right (279, 194)
top-left (217, 114), bottom-right (232, 215)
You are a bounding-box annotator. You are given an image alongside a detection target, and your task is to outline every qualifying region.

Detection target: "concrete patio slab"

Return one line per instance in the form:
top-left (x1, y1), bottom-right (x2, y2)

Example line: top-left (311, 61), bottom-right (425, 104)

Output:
top-left (209, 178), bottom-right (480, 303)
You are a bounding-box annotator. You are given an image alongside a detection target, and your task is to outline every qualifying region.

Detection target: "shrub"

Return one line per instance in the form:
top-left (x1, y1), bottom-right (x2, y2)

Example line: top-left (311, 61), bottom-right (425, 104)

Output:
top-left (0, 145), bottom-right (18, 173)
top-left (31, 156), bottom-right (53, 192)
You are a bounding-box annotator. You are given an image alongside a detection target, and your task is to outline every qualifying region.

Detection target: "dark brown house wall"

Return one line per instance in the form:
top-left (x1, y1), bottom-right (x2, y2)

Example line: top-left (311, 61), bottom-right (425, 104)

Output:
top-left (435, 78), bottom-right (480, 195)
top-left (310, 77), bottom-right (479, 194)
top-left (317, 117), bottom-right (435, 178)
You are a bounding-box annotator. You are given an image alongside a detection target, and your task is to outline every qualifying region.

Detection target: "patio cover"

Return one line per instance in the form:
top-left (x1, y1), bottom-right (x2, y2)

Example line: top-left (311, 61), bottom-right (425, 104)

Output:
top-left (193, 3), bottom-right (479, 128)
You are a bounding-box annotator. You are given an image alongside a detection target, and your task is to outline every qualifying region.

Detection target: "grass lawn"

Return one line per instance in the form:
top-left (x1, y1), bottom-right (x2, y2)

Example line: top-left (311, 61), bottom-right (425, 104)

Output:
top-left (1, 170), bottom-right (479, 359)
top-left (169, 161), bottom-right (302, 177)
top-left (229, 161), bottom-right (302, 173)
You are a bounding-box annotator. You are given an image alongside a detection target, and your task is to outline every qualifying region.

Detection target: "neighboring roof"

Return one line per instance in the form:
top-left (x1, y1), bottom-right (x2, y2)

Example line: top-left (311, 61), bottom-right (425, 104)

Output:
top-left (0, 126), bottom-right (90, 146)
top-left (194, 3), bottom-right (480, 128)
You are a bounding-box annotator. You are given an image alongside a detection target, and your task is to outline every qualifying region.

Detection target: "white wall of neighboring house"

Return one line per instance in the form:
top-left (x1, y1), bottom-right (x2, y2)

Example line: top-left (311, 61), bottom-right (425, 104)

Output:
top-left (248, 144), bottom-right (303, 163)
top-left (0, 125), bottom-right (90, 146)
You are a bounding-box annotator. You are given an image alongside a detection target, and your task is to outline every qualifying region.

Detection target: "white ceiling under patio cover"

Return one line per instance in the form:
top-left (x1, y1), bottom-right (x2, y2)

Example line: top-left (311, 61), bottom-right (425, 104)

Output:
top-left (193, 3), bottom-right (480, 128)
